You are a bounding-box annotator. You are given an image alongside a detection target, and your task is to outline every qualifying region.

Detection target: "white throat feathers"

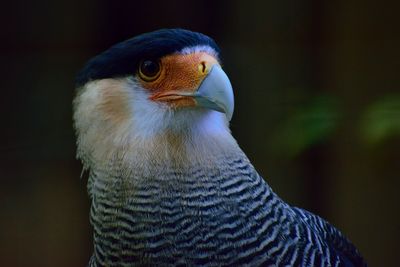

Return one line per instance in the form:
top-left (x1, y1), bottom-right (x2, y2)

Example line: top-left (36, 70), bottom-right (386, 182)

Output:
top-left (73, 78), bottom-right (240, 175)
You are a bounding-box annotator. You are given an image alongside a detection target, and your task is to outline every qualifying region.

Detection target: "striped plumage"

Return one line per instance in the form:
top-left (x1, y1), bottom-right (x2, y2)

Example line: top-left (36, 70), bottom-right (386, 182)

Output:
top-left (87, 155), bottom-right (365, 266)
top-left (74, 29), bottom-right (366, 266)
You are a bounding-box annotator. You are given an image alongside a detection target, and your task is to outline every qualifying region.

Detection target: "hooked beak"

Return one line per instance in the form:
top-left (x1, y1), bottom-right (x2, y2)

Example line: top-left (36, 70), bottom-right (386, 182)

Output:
top-left (178, 65), bottom-right (234, 121)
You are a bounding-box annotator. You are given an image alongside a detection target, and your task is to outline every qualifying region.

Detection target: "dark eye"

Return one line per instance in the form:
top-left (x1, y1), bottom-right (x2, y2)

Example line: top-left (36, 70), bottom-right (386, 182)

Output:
top-left (138, 59), bottom-right (161, 82)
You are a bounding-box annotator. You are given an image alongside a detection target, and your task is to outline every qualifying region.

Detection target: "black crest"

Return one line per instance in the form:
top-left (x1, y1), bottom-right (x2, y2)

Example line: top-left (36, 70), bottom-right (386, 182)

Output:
top-left (75, 29), bottom-right (220, 87)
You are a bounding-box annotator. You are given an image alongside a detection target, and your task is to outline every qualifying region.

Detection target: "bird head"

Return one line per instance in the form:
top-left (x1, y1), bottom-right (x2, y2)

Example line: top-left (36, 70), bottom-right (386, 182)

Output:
top-left (74, 29), bottom-right (237, 168)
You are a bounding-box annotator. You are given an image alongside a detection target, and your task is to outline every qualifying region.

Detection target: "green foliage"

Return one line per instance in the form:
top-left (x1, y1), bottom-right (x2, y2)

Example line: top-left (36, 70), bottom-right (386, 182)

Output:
top-left (360, 95), bottom-right (400, 146)
top-left (269, 95), bottom-right (339, 157)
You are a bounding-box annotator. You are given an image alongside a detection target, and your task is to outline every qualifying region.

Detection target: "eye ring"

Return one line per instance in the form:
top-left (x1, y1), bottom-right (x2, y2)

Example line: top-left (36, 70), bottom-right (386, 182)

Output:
top-left (138, 59), bottom-right (161, 82)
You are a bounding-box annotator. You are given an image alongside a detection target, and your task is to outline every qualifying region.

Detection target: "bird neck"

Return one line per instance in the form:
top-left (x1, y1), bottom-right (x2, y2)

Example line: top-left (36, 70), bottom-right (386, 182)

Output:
top-left (78, 109), bottom-right (244, 176)
top-left (125, 125), bottom-right (243, 175)
top-left (138, 128), bottom-right (241, 168)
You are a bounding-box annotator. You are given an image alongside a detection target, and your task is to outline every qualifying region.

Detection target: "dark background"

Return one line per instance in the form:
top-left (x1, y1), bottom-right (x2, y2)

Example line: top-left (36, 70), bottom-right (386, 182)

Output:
top-left (1, 1), bottom-right (399, 266)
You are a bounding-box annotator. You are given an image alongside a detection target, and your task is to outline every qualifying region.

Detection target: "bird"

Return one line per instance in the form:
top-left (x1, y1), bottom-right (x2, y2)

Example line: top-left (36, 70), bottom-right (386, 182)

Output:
top-left (73, 28), bottom-right (367, 266)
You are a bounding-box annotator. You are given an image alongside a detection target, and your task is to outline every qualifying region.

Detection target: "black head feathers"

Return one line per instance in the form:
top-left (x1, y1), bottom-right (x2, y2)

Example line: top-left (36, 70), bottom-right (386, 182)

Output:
top-left (75, 29), bottom-right (220, 87)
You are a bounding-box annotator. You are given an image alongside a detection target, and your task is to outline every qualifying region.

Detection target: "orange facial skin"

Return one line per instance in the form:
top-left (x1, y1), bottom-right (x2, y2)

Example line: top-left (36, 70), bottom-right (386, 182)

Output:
top-left (139, 52), bottom-right (219, 108)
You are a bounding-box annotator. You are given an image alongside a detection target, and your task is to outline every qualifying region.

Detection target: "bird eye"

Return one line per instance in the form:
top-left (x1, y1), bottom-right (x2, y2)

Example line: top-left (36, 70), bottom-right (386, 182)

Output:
top-left (138, 60), bottom-right (161, 82)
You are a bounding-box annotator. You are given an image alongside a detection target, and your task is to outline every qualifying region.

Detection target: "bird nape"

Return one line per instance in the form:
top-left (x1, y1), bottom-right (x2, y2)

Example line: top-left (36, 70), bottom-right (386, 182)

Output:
top-left (73, 28), bottom-right (367, 266)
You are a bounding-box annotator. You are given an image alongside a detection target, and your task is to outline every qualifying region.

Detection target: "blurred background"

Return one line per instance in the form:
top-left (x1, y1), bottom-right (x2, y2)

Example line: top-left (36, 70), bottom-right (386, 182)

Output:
top-left (1, 0), bottom-right (399, 266)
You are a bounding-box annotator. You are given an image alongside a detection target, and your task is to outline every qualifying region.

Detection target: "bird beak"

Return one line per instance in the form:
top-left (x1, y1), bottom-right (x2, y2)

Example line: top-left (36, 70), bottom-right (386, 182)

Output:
top-left (179, 65), bottom-right (234, 121)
